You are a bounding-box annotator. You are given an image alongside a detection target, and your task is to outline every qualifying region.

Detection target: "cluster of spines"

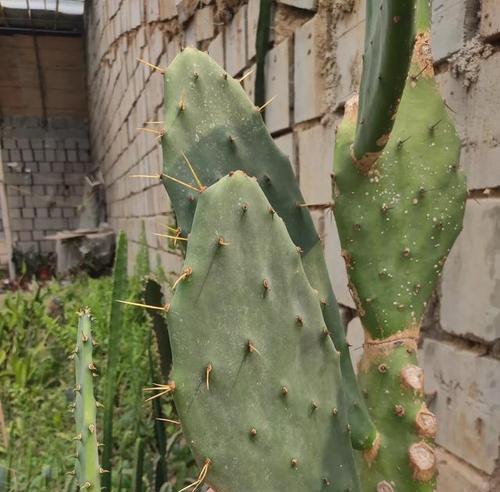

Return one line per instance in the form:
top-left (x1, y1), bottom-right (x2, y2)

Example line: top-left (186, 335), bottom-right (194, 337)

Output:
top-left (70, 309), bottom-right (103, 491)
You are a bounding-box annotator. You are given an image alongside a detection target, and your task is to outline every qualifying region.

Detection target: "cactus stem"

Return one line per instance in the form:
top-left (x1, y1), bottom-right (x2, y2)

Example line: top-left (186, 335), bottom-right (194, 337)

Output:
top-left (116, 299), bottom-right (170, 312)
top-left (257, 95), bottom-right (277, 112)
top-left (172, 267), bottom-right (193, 290)
top-left (156, 417), bottom-right (181, 425)
top-left (238, 68), bottom-right (255, 83)
top-left (181, 151), bottom-right (206, 191)
top-left (205, 363), bottom-right (213, 390)
top-left (144, 382), bottom-right (176, 402)
top-left (137, 58), bottom-right (166, 74)
top-left (178, 458), bottom-right (211, 492)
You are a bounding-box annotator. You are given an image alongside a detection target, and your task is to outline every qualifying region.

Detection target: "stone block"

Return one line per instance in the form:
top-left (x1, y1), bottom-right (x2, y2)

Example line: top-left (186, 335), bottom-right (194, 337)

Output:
top-left (184, 18), bottom-right (197, 48)
top-left (324, 211), bottom-right (355, 308)
top-left (195, 6), bottom-right (214, 41)
top-left (159, 0), bottom-right (177, 21)
top-left (436, 447), bottom-right (492, 492)
top-left (440, 199), bottom-right (500, 343)
top-left (264, 39), bottom-right (291, 134)
top-left (177, 0), bottom-right (198, 25)
top-left (21, 149), bottom-right (34, 161)
top-left (461, 51), bottom-right (500, 189)
top-left (421, 338), bottom-right (500, 474)
top-left (431, 0), bottom-right (477, 61)
top-left (10, 218), bottom-right (33, 232)
top-left (298, 124), bottom-right (334, 203)
top-left (273, 132), bottom-right (295, 172)
top-left (346, 317), bottom-right (363, 372)
top-left (34, 217), bottom-right (66, 231)
top-left (480, 0), bottom-right (500, 39)
top-left (277, 0), bottom-right (316, 11)
top-left (246, 0), bottom-right (259, 61)
top-left (146, 0), bottom-right (160, 23)
top-left (207, 32), bottom-right (224, 67)
top-left (294, 15), bottom-right (326, 123)
top-left (225, 5), bottom-right (247, 76)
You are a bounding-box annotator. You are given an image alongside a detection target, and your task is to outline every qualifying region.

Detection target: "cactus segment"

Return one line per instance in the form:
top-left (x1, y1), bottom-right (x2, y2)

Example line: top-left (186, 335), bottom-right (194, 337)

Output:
top-left (333, 1), bottom-right (467, 489)
top-left (167, 172), bottom-right (360, 492)
top-left (352, 0), bottom-right (416, 171)
top-left (101, 231), bottom-right (128, 491)
top-left (73, 310), bottom-right (101, 492)
top-left (160, 47), bottom-right (376, 450)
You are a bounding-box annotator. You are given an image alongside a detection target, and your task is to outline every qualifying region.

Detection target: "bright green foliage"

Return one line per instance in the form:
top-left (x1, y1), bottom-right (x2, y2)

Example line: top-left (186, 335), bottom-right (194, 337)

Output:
top-left (160, 47), bottom-right (375, 450)
top-left (102, 232), bottom-right (128, 491)
top-left (73, 310), bottom-right (101, 491)
top-left (333, 1), bottom-right (467, 490)
top-left (352, 0), bottom-right (416, 169)
top-left (168, 172), bottom-right (360, 492)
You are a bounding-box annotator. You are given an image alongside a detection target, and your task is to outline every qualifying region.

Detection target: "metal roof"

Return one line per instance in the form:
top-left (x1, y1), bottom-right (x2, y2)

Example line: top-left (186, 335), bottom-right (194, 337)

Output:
top-left (0, 0), bottom-right (85, 34)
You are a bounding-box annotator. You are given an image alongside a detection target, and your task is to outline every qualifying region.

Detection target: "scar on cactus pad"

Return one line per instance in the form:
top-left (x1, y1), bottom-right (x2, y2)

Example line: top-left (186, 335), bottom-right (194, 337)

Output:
top-left (165, 172), bottom-right (360, 492)
top-left (333, 0), bottom-right (466, 490)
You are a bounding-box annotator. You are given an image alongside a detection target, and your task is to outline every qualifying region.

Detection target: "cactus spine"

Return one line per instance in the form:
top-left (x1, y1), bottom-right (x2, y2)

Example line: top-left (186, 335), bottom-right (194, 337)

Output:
top-left (73, 310), bottom-right (101, 491)
top-left (333, 0), bottom-right (467, 490)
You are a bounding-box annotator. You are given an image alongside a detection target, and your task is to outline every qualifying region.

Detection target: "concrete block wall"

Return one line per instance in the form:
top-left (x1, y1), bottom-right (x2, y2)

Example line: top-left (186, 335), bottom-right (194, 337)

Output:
top-left (85, 1), bottom-right (500, 488)
top-left (0, 117), bottom-right (91, 254)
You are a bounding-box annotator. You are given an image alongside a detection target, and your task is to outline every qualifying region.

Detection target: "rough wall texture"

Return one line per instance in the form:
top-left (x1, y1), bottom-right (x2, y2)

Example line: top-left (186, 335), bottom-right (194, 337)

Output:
top-left (85, 0), bottom-right (500, 489)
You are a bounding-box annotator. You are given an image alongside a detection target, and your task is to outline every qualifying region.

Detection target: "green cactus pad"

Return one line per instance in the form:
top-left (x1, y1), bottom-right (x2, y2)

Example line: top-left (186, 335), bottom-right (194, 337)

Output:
top-left (167, 172), bottom-right (360, 492)
top-left (73, 310), bottom-right (101, 491)
top-left (333, 1), bottom-right (466, 489)
top-left (159, 47), bottom-right (375, 449)
top-left (352, 0), bottom-right (416, 170)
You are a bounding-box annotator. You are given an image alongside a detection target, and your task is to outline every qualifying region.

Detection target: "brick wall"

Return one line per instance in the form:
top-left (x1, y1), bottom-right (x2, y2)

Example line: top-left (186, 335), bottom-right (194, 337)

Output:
top-left (0, 116), bottom-right (91, 254)
top-left (85, 1), bottom-right (500, 488)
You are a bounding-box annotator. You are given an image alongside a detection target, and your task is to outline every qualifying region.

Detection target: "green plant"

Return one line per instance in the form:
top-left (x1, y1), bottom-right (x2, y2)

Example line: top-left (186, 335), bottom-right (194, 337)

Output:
top-left (166, 172), bottom-right (359, 491)
top-left (333, 0), bottom-right (466, 490)
top-left (159, 45), bottom-right (374, 451)
top-left (101, 232), bottom-right (128, 491)
top-left (71, 309), bottom-right (101, 491)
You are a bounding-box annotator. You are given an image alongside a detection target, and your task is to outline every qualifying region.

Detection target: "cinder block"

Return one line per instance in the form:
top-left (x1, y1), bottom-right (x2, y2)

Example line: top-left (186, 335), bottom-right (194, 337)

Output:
top-left (421, 338), bottom-right (500, 474)
top-left (480, 0), bottom-right (500, 39)
top-left (208, 32), bottom-right (224, 68)
top-left (273, 133), bottom-right (295, 172)
top-left (431, 0), bottom-right (477, 61)
top-left (436, 447), bottom-right (492, 492)
top-left (294, 15), bottom-right (326, 123)
top-left (195, 7), bottom-right (214, 42)
top-left (264, 39), bottom-right (291, 134)
top-left (159, 0), bottom-right (176, 21)
top-left (440, 199), bottom-right (500, 343)
top-left (177, 0), bottom-right (198, 25)
top-left (277, 0), bottom-right (316, 11)
top-left (34, 217), bottom-right (66, 231)
top-left (183, 19), bottom-right (197, 48)
top-left (22, 208), bottom-right (35, 219)
top-left (10, 218), bottom-right (33, 232)
top-left (225, 5), bottom-right (247, 76)
top-left (246, 0), bottom-right (259, 61)
top-left (298, 124), bottom-right (334, 203)
top-left (21, 149), bottom-right (34, 161)
top-left (146, 0), bottom-right (160, 23)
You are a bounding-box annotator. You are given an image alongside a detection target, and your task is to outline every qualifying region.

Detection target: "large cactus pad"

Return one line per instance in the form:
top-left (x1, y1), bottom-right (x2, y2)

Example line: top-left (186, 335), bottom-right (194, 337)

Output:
top-left (167, 172), bottom-right (360, 492)
top-left (160, 47), bottom-right (375, 449)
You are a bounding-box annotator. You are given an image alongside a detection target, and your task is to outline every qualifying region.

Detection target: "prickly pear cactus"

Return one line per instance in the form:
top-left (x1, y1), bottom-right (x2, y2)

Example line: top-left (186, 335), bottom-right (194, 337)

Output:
top-left (158, 47), bottom-right (375, 450)
top-left (167, 172), bottom-right (360, 492)
top-left (333, 1), bottom-right (467, 490)
top-left (72, 309), bottom-right (101, 491)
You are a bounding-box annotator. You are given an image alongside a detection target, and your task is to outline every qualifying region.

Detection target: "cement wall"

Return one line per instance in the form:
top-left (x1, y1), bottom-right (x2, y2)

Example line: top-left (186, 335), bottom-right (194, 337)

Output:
top-left (85, 1), bottom-right (500, 489)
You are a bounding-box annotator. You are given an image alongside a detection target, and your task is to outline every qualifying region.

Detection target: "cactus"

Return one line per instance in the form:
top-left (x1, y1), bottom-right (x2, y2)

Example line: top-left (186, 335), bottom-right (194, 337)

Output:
top-left (102, 231), bottom-right (128, 491)
top-left (333, 0), bottom-right (467, 489)
top-left (159, 47), bottom-right (375, 450)
top-left (166, 172), bottom-right (360, 492)
top-left (72, 310), bottom-right (101, 491)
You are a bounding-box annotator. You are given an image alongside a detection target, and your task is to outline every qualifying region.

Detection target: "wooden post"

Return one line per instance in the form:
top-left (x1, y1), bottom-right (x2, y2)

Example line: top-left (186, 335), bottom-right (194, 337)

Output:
top-left (0, 148), bottom-right (15, 280)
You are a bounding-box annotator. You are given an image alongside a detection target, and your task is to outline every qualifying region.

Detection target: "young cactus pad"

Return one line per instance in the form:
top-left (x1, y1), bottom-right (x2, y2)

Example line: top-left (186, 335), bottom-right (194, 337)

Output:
top-left (73, 309), bottom-right (101, 491)
top-left (159, 47), bottom-right (375, 450)
top-left (167, 172), bottom-right (360, 492)
top-left (333, 1), bottom-right (467, 490)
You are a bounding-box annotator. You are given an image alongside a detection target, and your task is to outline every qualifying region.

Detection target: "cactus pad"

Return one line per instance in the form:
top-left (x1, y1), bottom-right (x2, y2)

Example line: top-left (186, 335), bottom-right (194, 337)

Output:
top-left (159, 47), bottom-right (375, 449)
top-left (167, 172), bottom-right (360, 492)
